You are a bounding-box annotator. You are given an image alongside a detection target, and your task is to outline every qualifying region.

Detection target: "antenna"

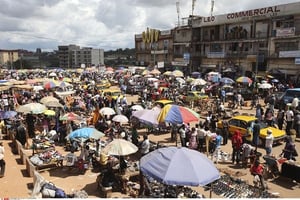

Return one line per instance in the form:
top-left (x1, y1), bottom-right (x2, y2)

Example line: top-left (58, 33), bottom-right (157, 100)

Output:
top-left (176, 1), bottom-right (180, 26)
top-left (211, 0), bottom-right (215, 17)
top-left (192, 0), bottom-right (196, 16)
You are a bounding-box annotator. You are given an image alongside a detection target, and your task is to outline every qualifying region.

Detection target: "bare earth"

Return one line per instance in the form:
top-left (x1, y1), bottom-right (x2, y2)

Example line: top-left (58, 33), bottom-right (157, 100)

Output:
top-left (1, 95), bottom-right (300, 198)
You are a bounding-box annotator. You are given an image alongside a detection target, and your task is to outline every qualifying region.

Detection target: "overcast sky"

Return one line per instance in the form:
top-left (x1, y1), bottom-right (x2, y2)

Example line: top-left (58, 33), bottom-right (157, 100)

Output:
top-left (0, 0), bottom-right (299, 52)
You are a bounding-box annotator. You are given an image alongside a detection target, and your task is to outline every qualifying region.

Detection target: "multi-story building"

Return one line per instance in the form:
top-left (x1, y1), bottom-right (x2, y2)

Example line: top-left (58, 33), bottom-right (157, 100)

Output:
top-left (135, 1), bottom-right (300, 77)
top-left (191, 1), bottom-right (300, 77)
top-left (58, 45), bottom-right (104, 68)
top-left (0, 49), bottom-right (19, 68)
top-left (135, 28), bottom-right (173, 70)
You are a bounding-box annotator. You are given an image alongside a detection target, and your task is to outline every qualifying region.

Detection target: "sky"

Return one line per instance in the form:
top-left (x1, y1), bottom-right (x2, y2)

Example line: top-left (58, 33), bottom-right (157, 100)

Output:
top-left (0, 0), bottom-right (300, 52)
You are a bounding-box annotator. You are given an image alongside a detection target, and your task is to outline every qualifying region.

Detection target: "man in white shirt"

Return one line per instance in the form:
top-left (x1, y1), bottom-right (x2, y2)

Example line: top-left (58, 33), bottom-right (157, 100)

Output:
top-left (286, 108), bottom-right (294, 135)
top-left (65, 149), bottom-right (78, 167)
top-left (265, 129), bottom-right (274, 156)
top-left (291, 95), bottom-right (299, 110)
top-left (140, 135), bottom-right (150, 156)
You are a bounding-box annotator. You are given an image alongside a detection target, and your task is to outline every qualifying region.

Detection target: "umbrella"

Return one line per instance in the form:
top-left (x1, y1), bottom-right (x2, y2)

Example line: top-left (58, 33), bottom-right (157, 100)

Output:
top-left (150, 69), bottom-right (161, 75)
top-left (60, 112), bottom-right (82, 121)
top-left (175, 77), bottom-right (186, 84)
top-left (0, 110), bottom-right (17, 119)
top-left (43, 109), bottom-right (56, 116)
top-left (67, 127), bottom-right (105, 142)
top-left (16, 103), bottom-right (47, 114)
top-left (271, 79), bottom-right (279, 83)
top-left (132, 108), bottom-right (160, 127)
top-left (172, 70), bottom-right (184, 77)
top-left (102, 138), bottom-right (138, 156)
top-left (112, 114), bottom-right (129, 123)
top-left (236, 76), bottom-right (253, 84)
top-left (191, 78), bottom-right (207, 86)
top-left (33, 85), bottom-right (44, 92)
top-left (191, 71), bottom-right (201, 77)
top-left (163, 71), bottom-right (172, 76)
top-left (140, 147), bottom-right (220, 186)
top-left (43, 80), bottom-right (58, 89)
top-left (49, 72), bottom-right (57, 77)
top-left (40, 96), bottom-right (59, 104)
top-left (44, 101), bottom-right (64, 108)
top-left (99, 107), bottom-right (116, 116)
top-left (131, 104), bottom-right (144, 111)
top-left (157, 104), bottom-right (200, 124)
top-left (220, 77), bottom-right (235, 84)
top-left (258, 83), bottom-right (273, 89)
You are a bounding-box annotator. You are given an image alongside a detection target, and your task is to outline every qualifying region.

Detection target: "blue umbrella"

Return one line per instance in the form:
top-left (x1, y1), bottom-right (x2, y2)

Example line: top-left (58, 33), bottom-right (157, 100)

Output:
top-left (0, 111), bottom-right (17, 119)
top-left (140, 147), bottom-right (220, 186)
top-left (67, 127), bottom-right (105, 142)
top-left (271, 79), bottom-right (279, 83)
top-left (220, 77), bottom-right (235, 84)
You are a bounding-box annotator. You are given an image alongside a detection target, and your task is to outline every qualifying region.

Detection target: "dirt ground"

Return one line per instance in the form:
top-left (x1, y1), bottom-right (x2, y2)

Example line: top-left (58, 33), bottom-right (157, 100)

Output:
top-left (1, 95), bottom-right (300, 198)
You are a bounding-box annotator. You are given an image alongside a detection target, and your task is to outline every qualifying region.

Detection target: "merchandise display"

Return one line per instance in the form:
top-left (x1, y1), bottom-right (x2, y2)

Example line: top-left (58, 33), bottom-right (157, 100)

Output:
top-left (211, 175), bottom-right (279, 198)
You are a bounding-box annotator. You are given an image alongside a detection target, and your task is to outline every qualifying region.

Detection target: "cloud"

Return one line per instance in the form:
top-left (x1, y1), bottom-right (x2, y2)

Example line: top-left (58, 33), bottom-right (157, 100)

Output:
top-left (0, 0), bottom-right (299, 51)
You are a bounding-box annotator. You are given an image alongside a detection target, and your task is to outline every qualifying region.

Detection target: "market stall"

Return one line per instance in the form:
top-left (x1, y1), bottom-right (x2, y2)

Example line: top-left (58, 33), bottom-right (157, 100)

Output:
top-left (29, 149), bottom-right (64, 171)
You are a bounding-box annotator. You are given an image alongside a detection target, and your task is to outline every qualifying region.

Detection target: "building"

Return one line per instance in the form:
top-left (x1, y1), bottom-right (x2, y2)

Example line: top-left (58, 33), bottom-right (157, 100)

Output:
top-left (0, 49), bottom-right (19, 68)
top-left (135, 28), bottom-right (174, 70)
top-left (191, 1), bottom-right (300, 77)
top-left (58, 45), bottom-right (104, 68)
top-left (135, 1), bottom-right (300, 77)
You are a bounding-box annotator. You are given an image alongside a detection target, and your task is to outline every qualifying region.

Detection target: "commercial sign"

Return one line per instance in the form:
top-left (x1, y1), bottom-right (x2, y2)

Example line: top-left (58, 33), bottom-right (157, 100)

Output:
top-left (295, 58), bottom-right (300, 64)
top-left (195, 2), bottom-right (300, 26)
top-left (157, 62), bottom-right (164, 68)
top-left (172, 61), bottom-right (188, 66)
top-left (279, 50), bottom-right (300, 58)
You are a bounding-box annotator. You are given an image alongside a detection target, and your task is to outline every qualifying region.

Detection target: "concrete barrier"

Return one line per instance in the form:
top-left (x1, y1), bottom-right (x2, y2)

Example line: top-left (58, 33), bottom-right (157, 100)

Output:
top-left (20, 148), bottom-right (28, 165)
top-left (25, 157), bottom-right (36, 177)
top-left (15, 140), bottom-right (23, 155)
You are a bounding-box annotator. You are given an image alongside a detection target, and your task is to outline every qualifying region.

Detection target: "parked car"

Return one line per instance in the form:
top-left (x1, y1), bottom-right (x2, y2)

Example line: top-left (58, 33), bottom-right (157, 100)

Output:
top-left (126, 84), bottom-right (144, 95)
top-left (179, 91), bottom-right (208, 103)
top-left (217, 115), bottom-right (286, 146)
top-left (276, 88), bottom-right (300, 109)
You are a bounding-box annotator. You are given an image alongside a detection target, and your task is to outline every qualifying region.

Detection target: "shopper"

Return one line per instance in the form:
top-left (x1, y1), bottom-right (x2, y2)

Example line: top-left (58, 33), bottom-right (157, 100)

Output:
top-left (0, 141), bottom-right (5, 178)
top-left (140, 134), bottom-right (150, 157)
top-left (252, 120), bottom-right (260, 150)
top-left (231, 130), bottom-right (243, 165)
top-left (265, 129), bottom-right (274, 156)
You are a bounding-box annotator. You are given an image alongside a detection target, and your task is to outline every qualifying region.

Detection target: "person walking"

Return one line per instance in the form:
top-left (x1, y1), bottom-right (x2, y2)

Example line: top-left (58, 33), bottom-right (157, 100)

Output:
top-left (140, 134), bottom-right (150, 157)
top-left (212, 129), bottom-right (223, 164)
top-left (276, 109), bottom-right (285, 130)
top-left (197, 123), bottom-right (207, 152)
top-left (222, 119), bottom-right (229, 145)
top-left (178, 124), bottom-right (186, 147)
top-left (285, 107), bottom-right (294, 135)
top-left (0, 141), bottom-right (5, 177)
top-left (252, 120), bottom-right (260, 150)
top-left (188, 127), bottom-right (198, 150)
top-left (265, 129), bottom-right (274, 156)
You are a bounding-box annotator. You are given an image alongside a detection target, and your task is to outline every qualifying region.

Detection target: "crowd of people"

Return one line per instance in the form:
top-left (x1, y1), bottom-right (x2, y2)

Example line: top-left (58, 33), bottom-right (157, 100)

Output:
top-left (0, 67), bottom-right (298, 196)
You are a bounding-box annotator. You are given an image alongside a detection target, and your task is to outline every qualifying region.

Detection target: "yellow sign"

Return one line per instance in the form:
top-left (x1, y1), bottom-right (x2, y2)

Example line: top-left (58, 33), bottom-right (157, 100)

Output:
top-left (142, 27), bottom-right (160, 43)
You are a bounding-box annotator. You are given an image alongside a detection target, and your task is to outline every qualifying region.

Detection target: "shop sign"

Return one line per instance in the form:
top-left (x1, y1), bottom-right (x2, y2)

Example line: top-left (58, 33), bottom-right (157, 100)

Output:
top-left (276, 27), bottom-right (295, 37)
top-left (295, 58), bottom-right (300, 64)
top-left (172, 61), bottom-right (188, 66)
top-left (157, 62), bottom-right (164, 68)
top-left (279, 50), bottom-right (300, 58)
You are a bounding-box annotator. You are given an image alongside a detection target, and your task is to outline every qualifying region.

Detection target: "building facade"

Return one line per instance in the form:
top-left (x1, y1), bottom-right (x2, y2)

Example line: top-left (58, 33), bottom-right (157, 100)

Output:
top-left (58, 45), bottom-right (104, 68)
top-left (0, 50), bottom-right (19, 68)
top-left (135, 28), bottom-right (174, 70)
top-left (135, 1), bottom-right (300, 76)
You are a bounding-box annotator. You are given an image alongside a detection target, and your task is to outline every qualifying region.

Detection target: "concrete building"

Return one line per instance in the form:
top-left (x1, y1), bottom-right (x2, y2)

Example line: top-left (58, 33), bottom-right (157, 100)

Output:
top-left (135, 1), bottom-right (300, 77)
top-left (58, 45), bottom-right (104, 68)
top-left (135, 28), bottom-right (173, 70)
top-left (0, 50), bottom-right (19, 68)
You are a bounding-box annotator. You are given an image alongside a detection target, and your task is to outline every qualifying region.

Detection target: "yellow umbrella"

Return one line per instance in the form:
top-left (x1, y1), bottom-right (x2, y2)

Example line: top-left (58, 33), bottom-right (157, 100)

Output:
top-left (172, 70), bottom-right (184, 77)
top-left (43, 109), bottom-right (56, 116)
top-left (163, 71), bottom-right (172, 76)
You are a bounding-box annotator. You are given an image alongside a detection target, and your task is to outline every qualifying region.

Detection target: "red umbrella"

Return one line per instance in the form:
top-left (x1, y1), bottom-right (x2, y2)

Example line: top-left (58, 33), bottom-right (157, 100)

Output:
top-left (59, 112), bottom-right (82, 121)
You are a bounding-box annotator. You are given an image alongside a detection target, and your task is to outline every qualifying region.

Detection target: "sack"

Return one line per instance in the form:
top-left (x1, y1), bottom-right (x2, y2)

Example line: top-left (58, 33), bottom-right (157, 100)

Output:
top-left (55, 188), bottom-right (67, 198)
top-left (41, 182), bottom-right (57, 198)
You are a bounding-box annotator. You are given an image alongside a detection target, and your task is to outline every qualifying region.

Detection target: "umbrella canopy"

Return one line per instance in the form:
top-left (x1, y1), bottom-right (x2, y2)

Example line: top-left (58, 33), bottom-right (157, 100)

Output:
top-left (0, 110), bottom-right (17, 119)
top-left (140, 147), bottom-right (220, 186)
top-left (16, 103), bottom-right (47, 114)
top-left (102, 138), bottom-right (138, 156)
top-left (172, 70), bottom-right (184, 77)
top-left (60, 112), bottom-right (82, 121)
top-left (40, 96), bottom-right (60, 104)
top-left (258, 83), bottom-right (273, 89)
top-left (112, 114), bottom-right (129, 123)
top-left (271, 79), bottom-right (279, 83)
top-left (163, 71), bottom-right (172, 76)
top-left (44, 101), bottom-right (64, 108)
top-left (43, 109), bottom-right (56, 116)
top-left (150, 69), bottom-right (161, 75)
top-left (132, 108), bottom-right (160, 127)
top-left (236, 76), bottom-right (253, 84)
top-left (157, 104), bottom-right (200, 124)
top-left (131, 104), bottom-right (144, 111)
top-left (220, 77), bottom-right (235, 84)
top-left (67, 127), bottom-right (105, 142)
top-left (43, 80), bottom-right (58, 89)
top-left (99, 107), bottom-right (116, 116)
top-left (191, 78), bottom-right (207, 86)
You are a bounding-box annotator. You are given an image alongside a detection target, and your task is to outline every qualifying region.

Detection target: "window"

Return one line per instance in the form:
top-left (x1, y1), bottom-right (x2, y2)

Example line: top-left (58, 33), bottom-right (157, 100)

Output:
top-left (275, 42), bottom-right (298, 51)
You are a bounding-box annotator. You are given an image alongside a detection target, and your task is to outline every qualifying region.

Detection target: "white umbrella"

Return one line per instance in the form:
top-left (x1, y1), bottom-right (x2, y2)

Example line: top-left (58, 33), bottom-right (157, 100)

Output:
top-left (191, 78), bottom-right (207, 86)
top-left (102, 138), bottom-right (138, 156)
top-left (99, 107), bottom-right (116, 115)
top-left (16, 103), bottom-right (47, 114)
top-left (112, 114), bottom-right (129, 123)
top-left (44, 101), bottom-right (64, 108)
top-left (176, 77), bottom-right (186, 84)
top-left (131, 104), bottom-right (144, 111)
top-left (40, 96), bottom-right (59, 104)
top-left (258, 83), bottom-right (273, 89)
